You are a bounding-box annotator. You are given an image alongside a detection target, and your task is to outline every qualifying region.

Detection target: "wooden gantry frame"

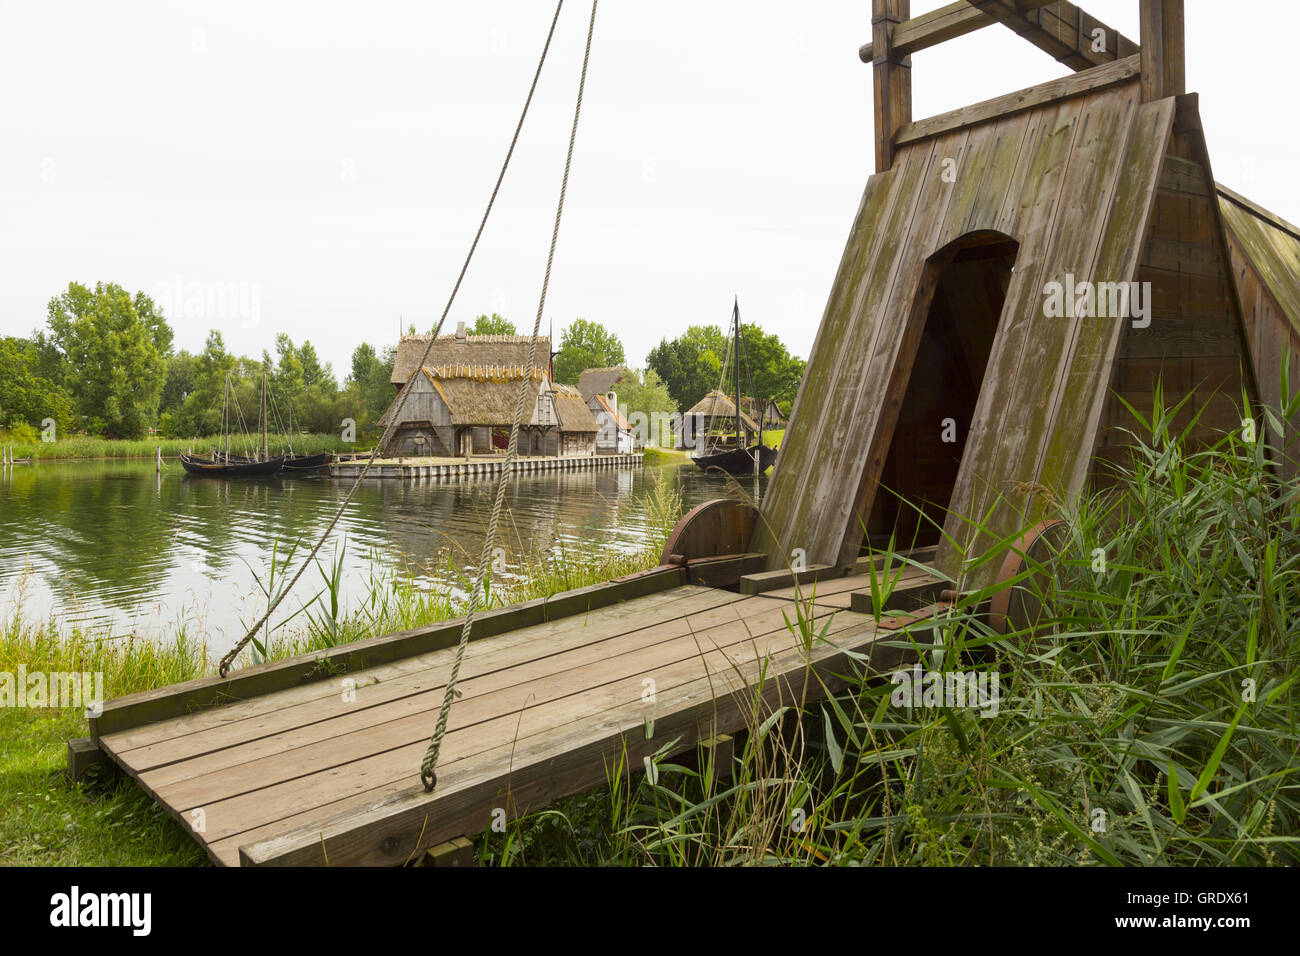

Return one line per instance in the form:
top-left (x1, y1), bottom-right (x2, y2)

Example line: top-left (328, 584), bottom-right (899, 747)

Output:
top-left (868, 0), bottom-right (1184, 171)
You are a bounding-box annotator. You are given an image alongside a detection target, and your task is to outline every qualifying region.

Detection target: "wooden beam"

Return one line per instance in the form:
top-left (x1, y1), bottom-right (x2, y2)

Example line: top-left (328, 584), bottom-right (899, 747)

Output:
top-left (860, 1), bottom-right (1137, 72)
top-left (971, 1), bottom-right (1139, 69)
top-left (1140, 0), bottom-right (1185, 102)
top-left (873, 0), bottom-right (912, 172)
top-left (894, 53), bottom-right (1139, 148)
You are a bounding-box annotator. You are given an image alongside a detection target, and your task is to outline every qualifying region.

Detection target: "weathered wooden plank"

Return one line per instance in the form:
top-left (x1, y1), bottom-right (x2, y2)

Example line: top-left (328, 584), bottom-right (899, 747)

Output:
top-left (1139, 0), bottom-right (1185, 103)
top-left (971, 1), bottom-right (1138, 71)
top-left (210, 606), bottom-right (884, 864)
top-left (89, 565), bottom-right (686, 741)
top-left (99, 581), bottom-right (732, 756)
top-left (858, 0), bottom-right (1135, 67)
top-left (1045, 100), bottom-right (1176, 495)
top-left (108, 588), bottom-right (765, 774)
top-left (233, 611), bottom-right (908, 866)
top-left (139, 598), bottom-right (809, 813)
top-left (988, 86), bottom-right (1141, 536)
top-left (894, 55), bottom-right (1139, 148)
top-left (873, 0), bottom-right (913, 172)
top-left (757, 136), bottom-right (937, 569)
top-left (935, 92), bottom-right (1093, 580)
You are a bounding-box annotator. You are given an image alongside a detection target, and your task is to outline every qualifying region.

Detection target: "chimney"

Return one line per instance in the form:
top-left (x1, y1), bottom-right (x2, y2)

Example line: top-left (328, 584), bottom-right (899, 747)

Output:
top-left (455, 321), bottom-right (467, 343)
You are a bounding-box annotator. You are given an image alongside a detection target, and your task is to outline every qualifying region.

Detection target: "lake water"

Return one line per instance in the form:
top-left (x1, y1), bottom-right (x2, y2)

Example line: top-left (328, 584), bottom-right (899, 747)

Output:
top-left (0, 458), bottom-right (763, 653)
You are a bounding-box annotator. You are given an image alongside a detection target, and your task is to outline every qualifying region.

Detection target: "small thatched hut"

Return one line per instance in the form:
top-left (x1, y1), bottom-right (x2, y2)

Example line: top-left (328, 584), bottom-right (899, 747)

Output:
top-left (675, 390), bottom-right (758, 450)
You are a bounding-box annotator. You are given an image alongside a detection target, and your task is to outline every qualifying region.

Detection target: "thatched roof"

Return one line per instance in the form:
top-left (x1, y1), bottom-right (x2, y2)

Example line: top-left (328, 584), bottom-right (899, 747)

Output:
top-left (552, 382), bottom-right (599, 433)
top-left (682, 390), bottom-right (758, 431)
top-left (390, 334), bottom-right (551, 385)
top-left (577, 366), bottom-right (628, 402)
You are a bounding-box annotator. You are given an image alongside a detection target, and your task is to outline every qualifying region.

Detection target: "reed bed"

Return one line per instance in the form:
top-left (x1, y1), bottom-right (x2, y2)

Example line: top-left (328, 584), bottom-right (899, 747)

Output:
top-left (0, 432), bottom-right (355, 461)
top-left (481, 394), bottom-right (1300, 866)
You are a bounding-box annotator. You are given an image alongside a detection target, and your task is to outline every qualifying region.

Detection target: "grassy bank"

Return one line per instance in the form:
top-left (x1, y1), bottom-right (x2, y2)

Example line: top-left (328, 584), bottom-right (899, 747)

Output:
top-left (0, 432), bottom-right (360, 461)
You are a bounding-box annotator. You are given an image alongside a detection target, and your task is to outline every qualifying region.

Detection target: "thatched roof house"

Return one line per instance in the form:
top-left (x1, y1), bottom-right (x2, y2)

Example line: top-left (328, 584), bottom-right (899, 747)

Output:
top-left (389, 327), bottom-right (551, 390)
top-left (378, 363), bottom-right (598, 458)
top-left (681, 390), bottom-right (758, 431)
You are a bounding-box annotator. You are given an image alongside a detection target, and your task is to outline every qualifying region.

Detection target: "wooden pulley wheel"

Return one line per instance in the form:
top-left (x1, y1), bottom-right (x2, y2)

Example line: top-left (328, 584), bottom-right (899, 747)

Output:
top-left (988, 519), bottom-right (1067, 635)
top-left (660, 498), bottom-right (759, 566)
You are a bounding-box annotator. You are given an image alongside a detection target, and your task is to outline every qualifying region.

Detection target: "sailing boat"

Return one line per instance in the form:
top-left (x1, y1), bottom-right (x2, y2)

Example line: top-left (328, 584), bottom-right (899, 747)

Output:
top-left (691, 299), bottom-right (778, 475)
top-left (179, 373), bottom-right (286, 476)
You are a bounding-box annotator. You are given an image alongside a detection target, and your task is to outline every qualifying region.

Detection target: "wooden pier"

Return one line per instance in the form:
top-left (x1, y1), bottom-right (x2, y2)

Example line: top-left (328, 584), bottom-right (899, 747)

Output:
top-left (329, 452), bottom-right (642, 480)
top-left (84, 552), bottom-right (940, 866)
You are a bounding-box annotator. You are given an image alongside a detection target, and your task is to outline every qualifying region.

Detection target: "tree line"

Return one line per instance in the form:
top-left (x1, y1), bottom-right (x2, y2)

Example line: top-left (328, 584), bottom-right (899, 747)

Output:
top-left (0, 281), bottom-right (806, 443)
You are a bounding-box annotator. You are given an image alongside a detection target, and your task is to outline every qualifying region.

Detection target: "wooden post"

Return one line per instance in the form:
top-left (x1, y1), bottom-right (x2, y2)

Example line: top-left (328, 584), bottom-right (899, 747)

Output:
top-left (1139, 0), bottom-right (1185, 102)
top-left (156, 446), bottom-right (162, 474)
top-left (873, 0), bottom-right (912, 172)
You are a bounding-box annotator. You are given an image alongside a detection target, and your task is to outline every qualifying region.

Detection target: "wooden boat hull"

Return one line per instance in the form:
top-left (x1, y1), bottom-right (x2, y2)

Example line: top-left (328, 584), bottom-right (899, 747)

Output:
top-left (180, 453), bottom-right (285, 477)
top-left (691, 443), bottom-right (777, 475)
top-left (281, 452), bottom-right (332, 475)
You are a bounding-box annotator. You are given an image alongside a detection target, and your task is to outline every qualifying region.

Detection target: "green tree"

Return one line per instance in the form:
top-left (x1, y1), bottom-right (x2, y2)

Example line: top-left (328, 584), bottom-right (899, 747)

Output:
top-left (345, 342), bottom-right (396, 430)
top-left (0, 335), bottom-right (73, 431)
top-left (553, 319), bottom-right (625, 385)
top-left (647, 323), bottom-right (805, 412)
top-left (45, 281), bottom-right (170, 438)
top-left (470, 313), bottom-right (516, 335)
top-left (739, 324), bottom-right (806, 410)
top-left (646, 325), bottom-right (727, 410)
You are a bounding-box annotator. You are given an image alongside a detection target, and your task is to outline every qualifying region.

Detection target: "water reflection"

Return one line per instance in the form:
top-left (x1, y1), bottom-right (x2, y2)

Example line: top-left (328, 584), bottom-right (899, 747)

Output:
top-left (0, 459), bottom-right (764, 650)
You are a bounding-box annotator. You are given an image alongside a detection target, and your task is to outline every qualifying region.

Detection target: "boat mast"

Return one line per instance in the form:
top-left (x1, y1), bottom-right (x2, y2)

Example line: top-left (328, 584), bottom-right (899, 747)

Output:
top-left (260, 371), bottom-right (269, 461)
top-left (733, 297), bottom-right (744, 451)
top-left (223, 374), bottom-right (230, 461)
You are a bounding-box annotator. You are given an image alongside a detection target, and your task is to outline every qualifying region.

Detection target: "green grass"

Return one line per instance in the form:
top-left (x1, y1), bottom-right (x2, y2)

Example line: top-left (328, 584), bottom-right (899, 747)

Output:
top-left (0, 432), bottom-right (360, 461)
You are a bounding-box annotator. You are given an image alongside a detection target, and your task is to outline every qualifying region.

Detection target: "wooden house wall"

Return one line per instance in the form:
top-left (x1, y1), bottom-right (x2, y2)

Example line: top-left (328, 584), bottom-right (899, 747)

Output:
top-left (1218, 199), bottom-right (1300, 480)
top-left (1092, 129), bottom-right (1255, 485)
top-left (755, 79), bottom-right (1178, 588)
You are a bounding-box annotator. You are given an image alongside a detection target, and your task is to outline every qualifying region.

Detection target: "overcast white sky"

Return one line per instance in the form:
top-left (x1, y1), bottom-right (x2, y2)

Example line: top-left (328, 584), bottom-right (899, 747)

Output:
top-left (1, 1), bottom-right (1296, 376)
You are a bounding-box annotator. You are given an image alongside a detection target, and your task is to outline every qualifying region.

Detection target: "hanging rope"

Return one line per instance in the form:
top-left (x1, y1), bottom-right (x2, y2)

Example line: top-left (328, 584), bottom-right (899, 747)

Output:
top-left (217, 0), bottom-right (568, 678)
top-left (420, 0), bottom-right (598, 792)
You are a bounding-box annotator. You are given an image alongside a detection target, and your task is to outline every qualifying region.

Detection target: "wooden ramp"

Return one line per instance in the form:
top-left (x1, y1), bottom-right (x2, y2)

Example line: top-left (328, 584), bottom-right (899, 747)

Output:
top-left (87, 565), bottom-right (933, 866)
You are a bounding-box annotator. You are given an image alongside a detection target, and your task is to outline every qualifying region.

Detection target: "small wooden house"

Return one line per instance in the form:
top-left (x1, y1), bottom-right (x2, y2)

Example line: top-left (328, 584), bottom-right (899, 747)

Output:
top-left (741, 396), bottom-right (786, 431)
top-left (577, 366), bottom-right (635, 453)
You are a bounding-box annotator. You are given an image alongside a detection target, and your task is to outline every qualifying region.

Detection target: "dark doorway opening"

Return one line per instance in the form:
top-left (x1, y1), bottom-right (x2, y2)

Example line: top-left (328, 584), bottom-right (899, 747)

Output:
top-left (864, 232), bottom-right (1018, 550)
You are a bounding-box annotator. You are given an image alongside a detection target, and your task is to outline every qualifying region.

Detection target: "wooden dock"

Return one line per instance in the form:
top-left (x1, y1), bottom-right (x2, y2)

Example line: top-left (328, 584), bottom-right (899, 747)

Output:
top-left (329, 452), bottom-right (642, 480)
top-left (85, 556), bottom-right (939, 866)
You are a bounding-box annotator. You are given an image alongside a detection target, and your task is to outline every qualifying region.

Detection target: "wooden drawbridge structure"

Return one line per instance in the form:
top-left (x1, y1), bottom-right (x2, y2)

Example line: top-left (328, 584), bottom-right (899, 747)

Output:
top-left (73, 1), bottom-right (1300, 865)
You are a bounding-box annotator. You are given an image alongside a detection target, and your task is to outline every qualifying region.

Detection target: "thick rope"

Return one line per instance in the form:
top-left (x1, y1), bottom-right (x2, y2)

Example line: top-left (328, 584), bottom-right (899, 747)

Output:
top-left (217, 0), bottom-right (566, 678)
top-left (420, 0), bottom-right (598, 792)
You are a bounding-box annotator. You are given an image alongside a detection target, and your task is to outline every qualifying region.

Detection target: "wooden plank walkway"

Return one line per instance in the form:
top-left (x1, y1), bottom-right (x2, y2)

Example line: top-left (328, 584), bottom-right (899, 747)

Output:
top-left (91, 568), bottom-right (935, 866)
